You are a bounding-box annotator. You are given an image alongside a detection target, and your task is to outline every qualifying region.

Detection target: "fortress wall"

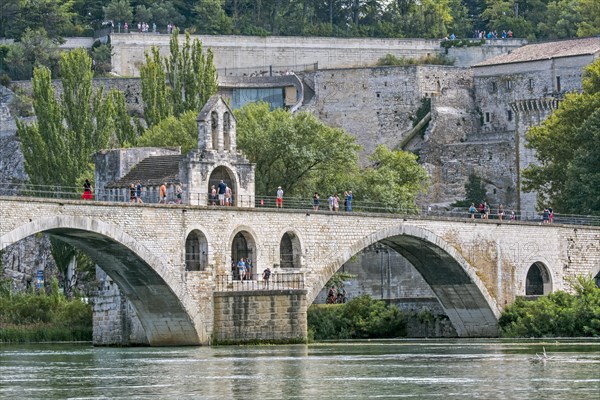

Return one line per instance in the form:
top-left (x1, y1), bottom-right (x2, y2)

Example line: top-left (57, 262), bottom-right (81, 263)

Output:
top-left (110, 34), bottom-right (447, 77)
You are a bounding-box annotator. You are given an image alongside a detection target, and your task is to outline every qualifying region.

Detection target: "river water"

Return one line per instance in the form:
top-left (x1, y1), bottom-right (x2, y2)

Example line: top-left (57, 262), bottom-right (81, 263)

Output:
top-left (1, 340), bottom-right (599, 399)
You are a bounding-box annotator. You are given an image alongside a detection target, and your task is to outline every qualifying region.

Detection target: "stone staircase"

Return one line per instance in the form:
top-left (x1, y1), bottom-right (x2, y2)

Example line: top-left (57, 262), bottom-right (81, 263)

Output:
top-left (110, 154), bottom-right (185, 188)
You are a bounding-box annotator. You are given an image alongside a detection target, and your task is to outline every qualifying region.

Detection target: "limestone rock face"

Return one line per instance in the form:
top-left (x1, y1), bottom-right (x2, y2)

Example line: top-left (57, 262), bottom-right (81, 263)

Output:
top-left (0, 86), bottom-right (58, 291)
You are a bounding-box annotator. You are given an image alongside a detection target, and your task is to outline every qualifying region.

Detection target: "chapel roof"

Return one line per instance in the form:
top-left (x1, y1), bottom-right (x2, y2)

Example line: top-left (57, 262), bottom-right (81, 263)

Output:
top-left (196, 95), bottom-right (236, 122)
top-left (474, 37), bottom-right (600, 68)
top-left (106, 154), bottom-right (185, 188)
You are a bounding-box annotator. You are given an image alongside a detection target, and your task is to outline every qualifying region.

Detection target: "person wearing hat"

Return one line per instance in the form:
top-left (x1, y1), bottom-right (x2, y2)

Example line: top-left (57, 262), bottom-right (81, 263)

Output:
top-left (276, 186), bottom-right (284, 208)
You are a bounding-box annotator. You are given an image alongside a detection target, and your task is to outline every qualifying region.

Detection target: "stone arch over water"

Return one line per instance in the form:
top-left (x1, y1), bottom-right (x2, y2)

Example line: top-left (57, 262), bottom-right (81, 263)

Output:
top-left (308, 224), bottom-right (501, 337)
top-left (0, 216), bottom-right (206, 346)
top-left (525, 261), bottom-right (552, 295)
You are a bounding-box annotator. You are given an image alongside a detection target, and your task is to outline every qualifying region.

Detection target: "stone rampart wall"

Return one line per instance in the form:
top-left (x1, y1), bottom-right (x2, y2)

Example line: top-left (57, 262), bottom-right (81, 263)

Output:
top-left (213, 290), bottom-right (307, 343)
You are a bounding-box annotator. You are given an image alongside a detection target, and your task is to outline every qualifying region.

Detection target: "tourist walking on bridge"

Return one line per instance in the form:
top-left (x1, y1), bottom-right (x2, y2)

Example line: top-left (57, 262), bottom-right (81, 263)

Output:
top-left (135, 180), bottom-right (143, 203)
top-left (82, 179), bottom-right (93, 200)
top-left (159, 182), bottom-right (167, 204)
top-left (313, 193), bottom-right (320, 210)
top-left (276, 186), bottom-right (283, 208)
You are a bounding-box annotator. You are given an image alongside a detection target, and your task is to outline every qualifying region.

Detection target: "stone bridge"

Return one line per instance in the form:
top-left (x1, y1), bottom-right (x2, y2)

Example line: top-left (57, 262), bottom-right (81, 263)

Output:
top-left (1, 197), bottom-right (599, 345)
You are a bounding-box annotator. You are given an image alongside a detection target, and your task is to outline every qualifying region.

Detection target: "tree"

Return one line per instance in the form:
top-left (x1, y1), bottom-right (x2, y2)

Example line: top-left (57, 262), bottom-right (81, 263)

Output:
top-left (193, 0), bottom-right (233, 34)
top-left (234, 102), bottom-right (361, 197)
top-left (452, 172), bottom-right (487, 207)
top-left (17, 48), bottom-right (134, 187)
top-left (4, 28), bottom-right (61, 80)
top-left (103, 0), bottom-right (133, 24)
top-left (137, 110), bottom-right (198, 153)
top-left (577, 0), bottom-right (600, 37)
top-left (140, 29), bottom-right (218, 128)
top-left (357, 145), bottom-right (429, 212)
top-left (523, 58), bottom-right (600, 214)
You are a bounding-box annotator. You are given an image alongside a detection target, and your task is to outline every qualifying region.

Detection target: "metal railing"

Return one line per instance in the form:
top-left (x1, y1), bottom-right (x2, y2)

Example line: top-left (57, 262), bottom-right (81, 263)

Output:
top-left (215, 272), bottom-right (305, 292)
top-left (1, 181), bottom-right (600, 226)
top-left (217, 63), bottom-right (318, 77)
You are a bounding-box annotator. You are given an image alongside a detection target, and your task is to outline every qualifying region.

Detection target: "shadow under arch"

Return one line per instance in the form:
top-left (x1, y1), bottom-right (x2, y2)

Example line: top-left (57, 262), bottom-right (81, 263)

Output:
top-left (0, 216), bottom-right (206, 346)
top-left (308, 224), bottom-right (501, 337)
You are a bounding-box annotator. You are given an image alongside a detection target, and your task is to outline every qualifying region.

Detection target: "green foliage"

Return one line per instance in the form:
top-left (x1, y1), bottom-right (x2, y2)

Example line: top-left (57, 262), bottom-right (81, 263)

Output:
top-left (0, 282), bottom-right (93, 342)
top-left (140, 30), bottom-right (218, 129)
top-left (92, 43), bottom-right (112, 76)
top-left (18, 48), bottom-right (136, 188)
top-left (1, 0), bottom-right (599, 42)
top-left (440, 39), bottom-right (486, 50)
top-left (376, 53), bottom-right (454, 66)
top-left (523, 57), bottom-right (600, 214)
top-left (235, 102), bottom-right (361, 197)
top-left (103, 0), bottom-right (133, 24)
top-left (452, 172), bottom-right (487, 207)
top-left (3, 28), bottom-right (61, 80)
top-left (357, 145), bottom-right (430, 212)
top-left (499, 275), bottom-right (600, 337)
top-left (325, 272), bottom-right (357, 290)
top-left (307, 295), bottom-right (407, 340)
top-left (137, 110), bottom-right (198, 153)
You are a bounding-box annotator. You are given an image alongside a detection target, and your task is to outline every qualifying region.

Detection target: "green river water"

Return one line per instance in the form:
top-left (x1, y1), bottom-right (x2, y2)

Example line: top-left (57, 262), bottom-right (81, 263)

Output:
top-left (1, 339), bottom-right (599, 399)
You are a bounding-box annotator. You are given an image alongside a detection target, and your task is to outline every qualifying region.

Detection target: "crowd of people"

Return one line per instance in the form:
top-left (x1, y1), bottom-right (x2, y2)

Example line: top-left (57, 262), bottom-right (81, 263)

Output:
top-left (467, 202), bottom-right (554, 223)
top-left (310, 191), bottom-right (353, 212)
top-left (443, 30), bottom-right (514, 41)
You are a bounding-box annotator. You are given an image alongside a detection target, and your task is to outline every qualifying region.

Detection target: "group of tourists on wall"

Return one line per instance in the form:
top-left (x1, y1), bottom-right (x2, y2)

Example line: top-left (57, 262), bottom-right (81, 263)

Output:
top-left (311, 191), bottom-right (353, 212)
top-left (468, 201), bottom-right (553, 223)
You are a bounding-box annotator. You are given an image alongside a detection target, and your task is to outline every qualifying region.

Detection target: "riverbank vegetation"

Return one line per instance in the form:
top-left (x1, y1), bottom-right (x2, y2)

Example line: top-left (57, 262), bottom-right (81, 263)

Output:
top-left (0, 278), bottom-right (93, 343)
top-left (307, 294), bottom-right (452, 340)
top-left (499, 275), bottom-right (600, 337)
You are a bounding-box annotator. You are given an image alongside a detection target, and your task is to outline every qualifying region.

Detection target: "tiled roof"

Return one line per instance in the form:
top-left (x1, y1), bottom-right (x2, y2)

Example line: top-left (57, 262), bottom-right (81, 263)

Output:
top-left (107, 154), bottom-right (185, 188)
top-left (475, 37), bottom-right (600, 67)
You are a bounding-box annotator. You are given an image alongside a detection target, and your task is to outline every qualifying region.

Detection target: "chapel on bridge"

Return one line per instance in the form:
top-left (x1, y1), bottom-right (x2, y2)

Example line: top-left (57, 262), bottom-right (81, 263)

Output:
top-left (95, 95), bottom-right (256, 207)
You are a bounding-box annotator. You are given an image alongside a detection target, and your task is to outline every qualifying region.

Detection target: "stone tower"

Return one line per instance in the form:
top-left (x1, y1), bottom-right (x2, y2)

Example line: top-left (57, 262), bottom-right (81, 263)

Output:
top-left (181, 95), bottom-right (255, 207)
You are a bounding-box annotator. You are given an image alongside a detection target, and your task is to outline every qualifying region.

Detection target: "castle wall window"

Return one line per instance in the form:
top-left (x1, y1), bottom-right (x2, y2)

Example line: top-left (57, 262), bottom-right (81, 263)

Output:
top-left (491, 82), bottom-right (497, 93)
top-left (505, 80), bottom-right (512, 90)
top-left (529, 79), bottom-right (534, 90)
top-left (485, 112), bottom-right (491, 123)
top-left (556, 76), bottom-right (561, 92)
top-left (507, 110), bottom-right (513, 121)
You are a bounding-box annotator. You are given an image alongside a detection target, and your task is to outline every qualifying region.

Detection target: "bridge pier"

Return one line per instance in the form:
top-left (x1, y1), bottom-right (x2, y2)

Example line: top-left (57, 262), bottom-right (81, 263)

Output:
top-left (212, 290), bottom-right (308, 344)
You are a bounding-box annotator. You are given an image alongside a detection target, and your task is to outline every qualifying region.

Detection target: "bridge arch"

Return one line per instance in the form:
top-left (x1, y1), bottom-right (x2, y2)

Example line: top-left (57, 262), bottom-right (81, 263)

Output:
top-left (185, 229), bottom-right (210, 271)
top-left (307, 224), bottom-right (501, 337)
top-left (228, 225), bottom-right (258, 278)
top-left (278, 228), bottom-right (303, 270)
top-left (0, 216), bottom-right (207, 346)
top-left (525, 261), bottom-right (552, 295)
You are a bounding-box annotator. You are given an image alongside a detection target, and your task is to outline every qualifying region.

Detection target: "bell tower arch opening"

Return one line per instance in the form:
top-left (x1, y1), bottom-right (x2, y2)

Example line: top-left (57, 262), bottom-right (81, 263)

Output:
top-left (280, 231), bottom-right (301, 269)
top-left (525, 262), bottom-right (552, 295)
top-left (223, 111), bottom-right (231, 151)
top-left (185, 229), bottom-right (208, 271)
top-left (208, 166), bottom-right (237, 206)
top-left (231, 231), bottom-right (257, 280)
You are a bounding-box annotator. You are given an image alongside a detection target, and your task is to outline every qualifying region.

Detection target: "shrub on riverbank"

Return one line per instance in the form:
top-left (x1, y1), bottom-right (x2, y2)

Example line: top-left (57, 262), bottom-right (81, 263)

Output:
top-left (308, 295), bottom-right (407, 340)
top-left (499, 275), bottom-right (600, 337)
top-left (0, 278), bottom-right (93, 342)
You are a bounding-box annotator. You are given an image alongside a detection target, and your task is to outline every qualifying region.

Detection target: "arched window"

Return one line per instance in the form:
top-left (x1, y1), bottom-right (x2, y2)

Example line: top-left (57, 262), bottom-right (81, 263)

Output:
top-left (185, 230), bottom-right (208, 271)
top-left (280, 231), bottom-right (301, 269)
top-left (231, 231), bottom-right (256, 280)
top-left (211, 111), bottom-right (219, 150)
top-left (223, 112), bottom-right (231, 151)
top-left (525, 262), bottom-right (552, 295)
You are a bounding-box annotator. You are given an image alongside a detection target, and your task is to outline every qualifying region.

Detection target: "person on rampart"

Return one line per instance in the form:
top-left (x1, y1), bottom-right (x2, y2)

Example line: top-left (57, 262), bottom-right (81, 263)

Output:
top-left (135, 180), bottom-right (143, 203)
top-left (276, 186), bottom-right (284, 208)
top-left (159, 182), bottom-right (167, 203)
top-left (82, 179), bottom-right (93, 200)
top-left (218, 180), bottom-right (226, 206)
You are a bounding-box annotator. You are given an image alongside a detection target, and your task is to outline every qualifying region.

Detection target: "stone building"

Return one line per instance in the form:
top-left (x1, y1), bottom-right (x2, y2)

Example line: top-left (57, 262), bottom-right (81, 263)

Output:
top-left (471, 37), bottom-right (600, 214)
top-left (95, 95), bottom-right (256, 207)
